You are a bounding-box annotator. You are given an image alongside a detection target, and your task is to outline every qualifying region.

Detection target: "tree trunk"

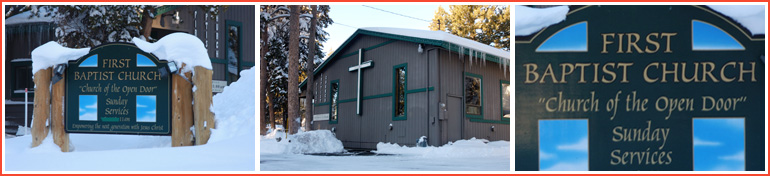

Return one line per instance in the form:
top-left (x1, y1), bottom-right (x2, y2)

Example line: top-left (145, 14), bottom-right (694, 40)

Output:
top-left (51, 72), bottom-right (69, 152)
top-left (287, 5), bottom-right (301, 134)
top-left (140, 8), bottom-right (155, 40)
top-left (303, 5), bottom-right (317, 131)
top-left (268, 91), bottom-right (276, 130)
top-left (259, 11), bottom-right (269, 136)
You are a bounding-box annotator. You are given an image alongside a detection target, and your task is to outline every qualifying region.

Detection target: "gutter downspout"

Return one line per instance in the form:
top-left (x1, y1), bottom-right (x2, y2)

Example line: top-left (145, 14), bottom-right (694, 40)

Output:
top-left (425, 46), bottom-right (438, 146)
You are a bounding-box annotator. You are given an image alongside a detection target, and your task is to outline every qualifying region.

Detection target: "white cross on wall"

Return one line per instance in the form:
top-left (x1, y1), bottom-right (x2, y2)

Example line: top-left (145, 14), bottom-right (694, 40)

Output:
top-left (348, 48), bottom-right (373, 115)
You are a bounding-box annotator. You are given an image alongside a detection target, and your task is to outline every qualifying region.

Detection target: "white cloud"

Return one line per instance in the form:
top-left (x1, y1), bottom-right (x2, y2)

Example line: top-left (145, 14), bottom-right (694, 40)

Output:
top-left (557, 137), bottom-right (588, 151)
top-left (79, 112), bottom-right (97, 121)
top-left (693, 137), bottom-right (722, 146)
top-left (136, 115), bottom-right (156, 122)
top-left (719, 150), bottom-right (745, 161)
top-left (709, 164), bottom-right (744, 171)
top-left (136, 103), bottom-right (148, 108)
top-left (85, 102), bottom-right (97, 109)
top-left (146, 110), bottom-right (156, 115)
top-left (542, 160), bottom-right (588, 171)
top-left (540, 150), bottom-right (556, 160)
top-left (79, 108), bottom-right (85, 112)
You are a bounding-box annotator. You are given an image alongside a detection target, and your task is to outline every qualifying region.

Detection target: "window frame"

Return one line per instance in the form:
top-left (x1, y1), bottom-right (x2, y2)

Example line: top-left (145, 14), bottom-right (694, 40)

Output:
top-left (224, 20), bottom-right (243, 84)
top-left (464, 72), bottom-right (483, 119)
top-left (9, 59), bottom-right (34, 98)
top-left (500, 80), bottom-right (510, 122)
top-left (392, 63), bottom-right (408, 121)
top-left (329, 79), bottom-right (339, 124)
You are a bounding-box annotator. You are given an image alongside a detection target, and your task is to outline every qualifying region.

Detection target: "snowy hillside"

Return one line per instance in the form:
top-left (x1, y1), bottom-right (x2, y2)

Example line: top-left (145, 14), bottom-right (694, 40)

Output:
top-left (261, 131), bottom-right (509, 171)
top-left (4, 69), bottom-right (256, 171)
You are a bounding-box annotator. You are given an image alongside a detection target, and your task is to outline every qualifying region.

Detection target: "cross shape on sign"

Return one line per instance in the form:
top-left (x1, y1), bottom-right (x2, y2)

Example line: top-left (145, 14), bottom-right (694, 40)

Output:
top-left (348, 48), bottom-right (373, 115)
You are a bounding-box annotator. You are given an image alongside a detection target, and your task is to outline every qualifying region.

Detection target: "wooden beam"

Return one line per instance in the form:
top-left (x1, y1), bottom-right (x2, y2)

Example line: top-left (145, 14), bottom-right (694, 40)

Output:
top-left (51, 72), bottom-right (69, 152)
top-left (193, 66), bottom-right (215, 145)
top-left (31, 68), bottom-right (51, 148)
top-left (171, 64), bottom-right (194, 147)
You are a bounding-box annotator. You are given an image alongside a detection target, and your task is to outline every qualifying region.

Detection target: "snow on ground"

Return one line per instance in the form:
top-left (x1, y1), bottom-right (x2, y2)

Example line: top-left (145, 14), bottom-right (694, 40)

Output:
top-left (31, 41), bottom-right (90, 74)
top-left (514, 5), bottom-right (568, 36)
top-left (4, 69), bottom-right (256, 171)
top-left (261, 132), bottom-right (509, 171)
top-left (708, 5), bottom-right (766, 35)
top-left (132, 33), bottom-right (213, 74)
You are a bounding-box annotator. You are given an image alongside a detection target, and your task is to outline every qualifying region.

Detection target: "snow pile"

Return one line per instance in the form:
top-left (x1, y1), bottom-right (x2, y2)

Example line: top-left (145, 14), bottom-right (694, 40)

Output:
top-left (31, 41), bottom-right (90, 74)
top-left (708, 5), bottom-right (766, 35)
top-left (515, 5), bottom-right (569, 36)
top-left (375, 138), bottom-right (509, 158)
top-left (359, 27), bottom-right (509, 60)
top-left (132, 33), bottom-right (212, 74)
top-left (209, 68), bottom-right (255, 143)
top-left (261, 129), bottom-right (345, 154)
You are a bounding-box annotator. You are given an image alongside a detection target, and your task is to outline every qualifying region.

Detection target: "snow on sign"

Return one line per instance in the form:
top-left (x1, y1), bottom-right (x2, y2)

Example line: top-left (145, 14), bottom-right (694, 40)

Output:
top-left (65, 43), bottom-right (171, 135)
top-left (515, 5), bottom-right (764, 171)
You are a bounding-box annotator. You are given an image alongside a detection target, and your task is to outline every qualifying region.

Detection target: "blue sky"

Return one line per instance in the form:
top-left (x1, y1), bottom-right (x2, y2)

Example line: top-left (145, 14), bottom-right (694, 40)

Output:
top-left (539, 119), bottom-right (588, 171)
top-left (693, 118), bottom-right (745, 171)
top-left (80, 55), bottom-right (98, 67)
top-left (79, 95), bottom-right (98, 121)
top-left (136, 96), bottom-right (157, 122)
top-left (536, 22), bottom-right (587, 52)
top-left (136, 54), bottom-right (155, 67)
top-left (692, 20), bottom-right (744, 50)
top-left (325, 5), bottom-right (446, 58)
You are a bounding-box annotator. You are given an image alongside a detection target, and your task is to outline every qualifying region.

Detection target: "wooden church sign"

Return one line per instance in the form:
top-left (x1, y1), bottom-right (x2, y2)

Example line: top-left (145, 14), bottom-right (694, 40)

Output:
top-left (65, 43), bottom-right (172, 135)
top-left (515, 5), bottom-right (764, 171)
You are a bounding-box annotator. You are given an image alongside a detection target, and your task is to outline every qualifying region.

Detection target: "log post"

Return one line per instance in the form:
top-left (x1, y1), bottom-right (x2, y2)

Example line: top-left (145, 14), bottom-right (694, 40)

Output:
top-left (193, 66), bottom-right (214, 145)
top-left (171, 64), bottom-right (194, 147)
top-left (31, 68), bottom-right (51, 147)
top-left (51, 72), bottom-right (69, 152)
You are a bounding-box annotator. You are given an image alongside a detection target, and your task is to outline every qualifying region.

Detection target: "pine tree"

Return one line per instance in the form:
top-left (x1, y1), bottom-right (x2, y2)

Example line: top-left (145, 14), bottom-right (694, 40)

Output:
top-left (429, 5), bottom-right (510, 51)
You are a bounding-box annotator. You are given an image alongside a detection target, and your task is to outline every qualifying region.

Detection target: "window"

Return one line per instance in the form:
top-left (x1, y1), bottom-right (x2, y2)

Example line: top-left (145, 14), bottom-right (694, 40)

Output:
top-left (226, 20), bottom-right (242, 83)
top-left (14, 65), bottom-right (33, 92)
top-left (329, 80), bottom-right (339, 123)
top-left (464, 73), bottom-right (483, 117)
top-left (393, 64), bottom-right (407, 120)
top-left (501, 81), bottom-right (510, 120)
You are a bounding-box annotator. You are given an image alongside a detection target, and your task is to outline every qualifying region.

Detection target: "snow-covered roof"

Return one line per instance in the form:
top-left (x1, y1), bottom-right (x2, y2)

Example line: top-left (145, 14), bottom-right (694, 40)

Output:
top-left (132, 33), bottom-right (213, 74)
top-left (514, 5), bottom-right (568, 36)
top-left (708, 5), bottom-right (765, 35)
top-left (301, 27), bottom-right (510, 88)
top-left (360, 27), bottom-right (510, 60)
top-left (5, 11), bottom-right (53, 26)
top-left (31, 41), bottom-right (90, 74)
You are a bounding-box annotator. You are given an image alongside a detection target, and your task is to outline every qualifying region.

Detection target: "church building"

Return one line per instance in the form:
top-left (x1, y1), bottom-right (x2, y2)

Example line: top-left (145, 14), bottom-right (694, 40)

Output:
top-left (301, 27), bottom-right (510, 149)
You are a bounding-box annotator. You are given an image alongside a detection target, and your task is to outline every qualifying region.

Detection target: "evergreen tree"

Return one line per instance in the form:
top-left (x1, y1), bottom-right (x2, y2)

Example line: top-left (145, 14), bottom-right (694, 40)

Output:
top-left (429, 5), bottom-right (510, 51)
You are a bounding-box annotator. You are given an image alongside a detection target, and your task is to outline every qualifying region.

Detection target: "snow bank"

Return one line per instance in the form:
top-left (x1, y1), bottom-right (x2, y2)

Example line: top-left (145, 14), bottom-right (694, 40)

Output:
top-left (132, 33), bottom-right (212, 74)
top-left (515, 5), bottom-right (569, 36)
top-left (359, 27), bottom-right (509, 60)
top-left (261, 130), bottom-right (345, 154)
top-left (209, 68), bottom-right (255, 143)
top-left (708, 5), bottom-right (765, 35)
top-left (375, 138), bottom-right (509, 158)
top-left (31, 41), bottom-right (90, 74)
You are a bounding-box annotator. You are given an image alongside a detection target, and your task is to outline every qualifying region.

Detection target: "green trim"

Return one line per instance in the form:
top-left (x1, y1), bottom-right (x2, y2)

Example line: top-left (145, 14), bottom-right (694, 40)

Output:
top-left (225, 20), bottom-right (243, 84)
top-left (392, 63), bottom-right (408, 121)
top-left (241, 61), bottom-right (255, 67)
top-left (300, 39), bottom-right (397, 88)
top-left (469, 118), bottom-right (510, 124)
top-left (363, 93), bottom-right (393, 100)
top-left (500, 80), bottom-right (510, 122)
top-left (339, 98), bottom-right (357, 103)
top-left (329, 80), bottom-right (339, 124)
top-left (405, 87), bottom-right (434, 94)
top-left (314, 102), bottom-right (330, 107)
top-left (210, 58), bottom-right (228, 64)
top-left (464, 72), bottom-right (484, 119)
top-left (154, 5), bottom-right (182, 17)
